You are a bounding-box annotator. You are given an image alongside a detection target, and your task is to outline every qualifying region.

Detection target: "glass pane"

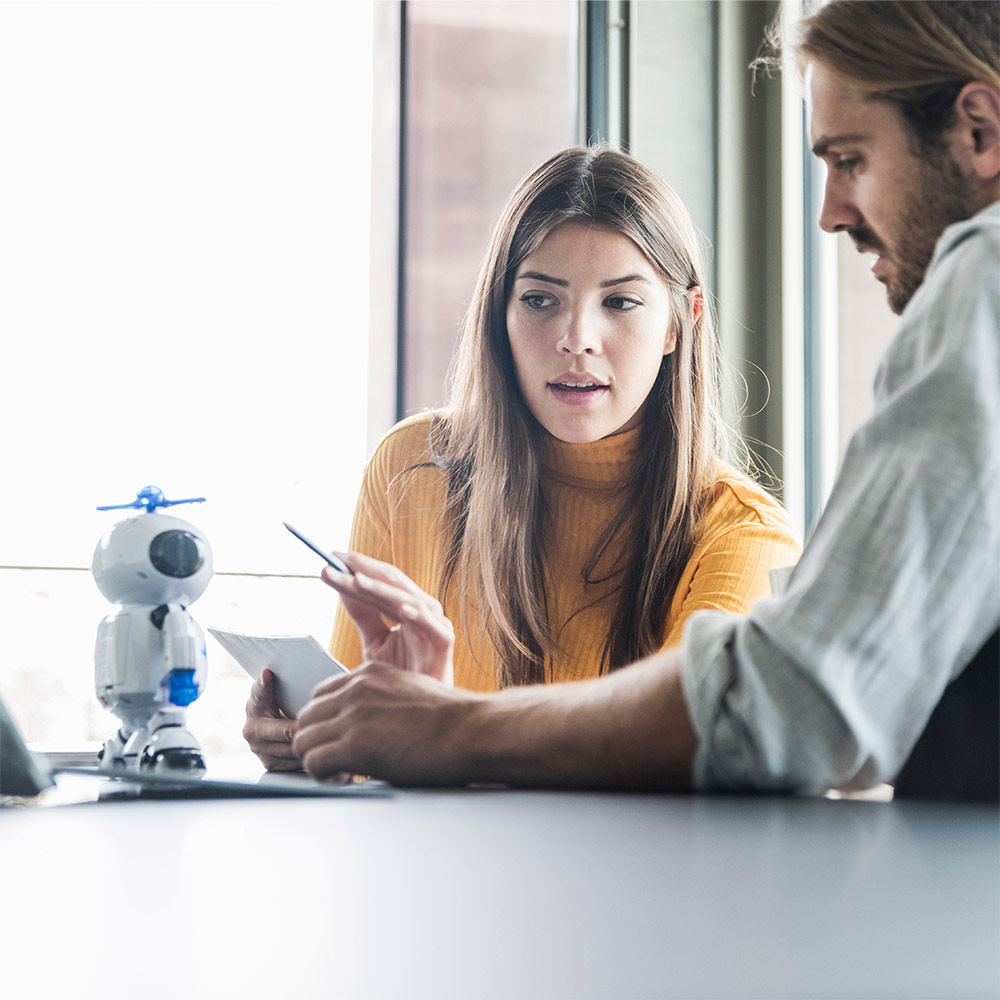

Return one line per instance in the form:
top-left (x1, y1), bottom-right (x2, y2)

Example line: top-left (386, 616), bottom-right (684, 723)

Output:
top-left (835, 242), bottom-right (899, 456)
top-left (0, 2), bottom-right (374, 576)
top-left (0, 1), bottom-right (377, 756)
top-left (403, 0), bottom-right (576, 413)
top-left (632, 1), bottom-right (716, 249)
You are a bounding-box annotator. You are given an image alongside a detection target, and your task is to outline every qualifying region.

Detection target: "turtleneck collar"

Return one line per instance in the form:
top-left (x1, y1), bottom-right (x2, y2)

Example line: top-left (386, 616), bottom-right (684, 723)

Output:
top-left (537, 424), bottom-right (643, 489)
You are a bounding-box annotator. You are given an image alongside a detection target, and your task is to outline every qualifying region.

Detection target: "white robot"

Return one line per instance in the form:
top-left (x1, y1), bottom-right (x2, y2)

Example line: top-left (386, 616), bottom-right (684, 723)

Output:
top-left (91, 486), bottom-right (213, 773)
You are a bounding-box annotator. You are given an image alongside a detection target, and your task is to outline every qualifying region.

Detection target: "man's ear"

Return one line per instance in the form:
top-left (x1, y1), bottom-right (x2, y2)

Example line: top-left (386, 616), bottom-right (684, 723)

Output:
top-left (950, 82), bottom-right (1000, 182)
top-left (686, 285), bottom-right (703, 323)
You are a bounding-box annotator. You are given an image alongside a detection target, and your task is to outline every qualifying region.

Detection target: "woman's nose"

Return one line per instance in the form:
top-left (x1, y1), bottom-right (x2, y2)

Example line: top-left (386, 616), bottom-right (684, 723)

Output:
top-left (558, 310), bottom-right (601, 355)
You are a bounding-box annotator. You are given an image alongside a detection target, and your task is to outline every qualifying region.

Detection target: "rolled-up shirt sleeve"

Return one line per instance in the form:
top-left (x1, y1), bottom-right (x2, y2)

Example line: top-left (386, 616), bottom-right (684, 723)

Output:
top-left (680, 206), bottom-right (1000, 794)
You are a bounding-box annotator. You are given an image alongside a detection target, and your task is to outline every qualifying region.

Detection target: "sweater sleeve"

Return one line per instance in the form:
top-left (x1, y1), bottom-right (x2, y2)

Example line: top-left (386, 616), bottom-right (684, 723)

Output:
top-left (328, 438), bottom-right (396, 669)
top-left (661, 512), bottom-right (802, 649)
top-left (328, 413), bottom-right (444, 669)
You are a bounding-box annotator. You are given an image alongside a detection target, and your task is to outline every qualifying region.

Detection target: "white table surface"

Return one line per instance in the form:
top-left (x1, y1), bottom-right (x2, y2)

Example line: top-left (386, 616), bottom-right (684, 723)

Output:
top-left (2, 786), bottom-right (997, 999)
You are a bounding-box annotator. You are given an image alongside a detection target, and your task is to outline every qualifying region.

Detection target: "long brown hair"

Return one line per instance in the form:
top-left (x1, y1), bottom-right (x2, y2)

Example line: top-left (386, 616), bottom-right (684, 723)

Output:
top-left (433, 146), bottom-right (728, 686)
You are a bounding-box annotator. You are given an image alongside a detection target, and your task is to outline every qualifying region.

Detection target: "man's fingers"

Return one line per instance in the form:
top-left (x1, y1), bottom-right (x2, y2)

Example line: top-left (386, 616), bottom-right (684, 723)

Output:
top-left (307, 666), bottom-right (355, 702)
top-left (293, 708), bottom-right (340, 759)
top-left (299, 738), bottom-right (350, 781)
top-left (294, 713), bottom-right (362, 783)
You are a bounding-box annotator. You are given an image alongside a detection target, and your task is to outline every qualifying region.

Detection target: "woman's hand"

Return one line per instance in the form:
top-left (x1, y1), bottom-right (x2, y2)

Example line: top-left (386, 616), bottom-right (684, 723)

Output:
top-left (320, 552), bottom-right (455, 684)
top-left (241, 668), bottom-right (302, 771)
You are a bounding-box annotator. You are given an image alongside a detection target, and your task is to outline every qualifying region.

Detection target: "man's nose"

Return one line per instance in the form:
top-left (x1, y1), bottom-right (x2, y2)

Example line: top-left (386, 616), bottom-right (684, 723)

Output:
top-left (818, 173), bottom-right (862, 234)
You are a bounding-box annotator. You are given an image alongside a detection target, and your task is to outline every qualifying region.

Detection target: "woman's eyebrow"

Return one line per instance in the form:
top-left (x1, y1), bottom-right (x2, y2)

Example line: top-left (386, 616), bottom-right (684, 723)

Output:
top-left (515, 271), bottom-right (651, 287)
top-left (516, 271), bottom-right (568, 287)
top-left (601, 274), bottom-right (650, 287)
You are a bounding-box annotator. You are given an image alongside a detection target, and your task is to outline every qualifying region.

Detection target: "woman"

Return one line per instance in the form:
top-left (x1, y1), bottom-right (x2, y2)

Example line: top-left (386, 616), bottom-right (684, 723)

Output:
top-left (245, 145), bottom-right (800, 769)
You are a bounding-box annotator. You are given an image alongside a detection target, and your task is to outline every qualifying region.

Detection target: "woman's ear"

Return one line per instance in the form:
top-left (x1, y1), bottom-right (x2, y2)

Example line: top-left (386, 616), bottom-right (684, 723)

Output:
top-left (950, 82), bottom-right (1000, 182)
top-left (663, 325), bottom-right (678, 356)
top-left (687, 285), bottom-right (703, 323)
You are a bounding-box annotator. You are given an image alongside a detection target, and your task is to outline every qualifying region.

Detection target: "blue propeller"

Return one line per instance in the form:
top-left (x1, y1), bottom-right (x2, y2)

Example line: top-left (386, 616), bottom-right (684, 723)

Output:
top-left (96, 485), bottom-right (206, 513)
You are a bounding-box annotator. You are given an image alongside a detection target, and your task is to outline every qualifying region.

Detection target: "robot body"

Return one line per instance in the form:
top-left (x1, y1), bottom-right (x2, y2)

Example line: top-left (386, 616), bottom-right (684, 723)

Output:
top-left (92, 493), bottom-right (213, 773)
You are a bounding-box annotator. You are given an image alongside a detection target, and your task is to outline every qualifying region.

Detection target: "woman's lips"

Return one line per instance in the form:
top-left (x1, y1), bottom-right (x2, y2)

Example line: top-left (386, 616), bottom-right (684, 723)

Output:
top-left (547, 379), bottom-right (609, 405)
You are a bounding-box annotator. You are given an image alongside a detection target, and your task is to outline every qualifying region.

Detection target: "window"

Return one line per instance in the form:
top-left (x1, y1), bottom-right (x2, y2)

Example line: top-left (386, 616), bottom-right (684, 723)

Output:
top-left (833, 243), bottom-right (899, 454)
top-left (401, 0), bottom-right (576, 414)
top-left (0, 0), bottom-right (579, 763)
top-left (0, 2), bottom-right (375, 760)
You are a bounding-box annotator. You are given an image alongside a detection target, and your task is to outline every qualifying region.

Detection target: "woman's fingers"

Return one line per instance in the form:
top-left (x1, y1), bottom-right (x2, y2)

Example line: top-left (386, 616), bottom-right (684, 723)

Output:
top-left (327, 577), bottom-right (393, 635)
top-left (333, 551), bottom-right (441, 606)
top-left (396, 599), bottom-right (455, 652)
top-left (319, 552), bottom-right (455, 682)
top-left (245, 668), bottom-right (280, 718)
top-left (324, 564), bottom-right (444, 626)
top-left (243, 669), bottom-right (303, 771)
top-left (320, 566), bottom-right (397, 652)
top-left (242, 707), bottom-right (303, 770)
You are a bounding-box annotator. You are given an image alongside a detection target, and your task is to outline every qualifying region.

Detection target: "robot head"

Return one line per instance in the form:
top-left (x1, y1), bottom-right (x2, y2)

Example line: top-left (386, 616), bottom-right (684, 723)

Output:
top-left (92, 512), bottom-right (214, 606)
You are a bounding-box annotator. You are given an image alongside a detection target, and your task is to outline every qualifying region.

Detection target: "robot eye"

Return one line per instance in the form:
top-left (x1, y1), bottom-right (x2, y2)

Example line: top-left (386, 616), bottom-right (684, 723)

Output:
top-left (149, 530), bottom-right (205, 579)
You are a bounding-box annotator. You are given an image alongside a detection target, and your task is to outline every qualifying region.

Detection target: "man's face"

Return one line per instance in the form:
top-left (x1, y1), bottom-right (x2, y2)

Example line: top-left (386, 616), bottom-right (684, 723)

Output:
top-left (807, 62), bottom-right (975, 315)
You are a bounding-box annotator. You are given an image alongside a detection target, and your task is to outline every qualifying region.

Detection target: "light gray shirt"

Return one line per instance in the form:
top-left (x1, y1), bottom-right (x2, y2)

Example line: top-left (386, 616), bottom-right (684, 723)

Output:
top-left (682, 203), bottom-right (1000, 793)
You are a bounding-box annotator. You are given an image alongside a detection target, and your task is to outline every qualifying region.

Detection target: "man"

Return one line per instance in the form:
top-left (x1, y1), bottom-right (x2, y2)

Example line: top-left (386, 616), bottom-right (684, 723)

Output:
top-left (287, 0), bottom-right (999, 801)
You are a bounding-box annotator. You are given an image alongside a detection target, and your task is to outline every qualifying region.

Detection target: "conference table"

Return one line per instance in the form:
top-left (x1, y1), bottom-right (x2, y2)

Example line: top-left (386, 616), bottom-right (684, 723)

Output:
top-left (2, 779), bottom-right (997, 999)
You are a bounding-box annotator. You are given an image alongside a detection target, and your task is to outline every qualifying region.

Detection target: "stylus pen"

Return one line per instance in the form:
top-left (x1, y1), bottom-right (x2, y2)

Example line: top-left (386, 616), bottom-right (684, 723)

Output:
top-left (283, 522), bottom-right (354, 576)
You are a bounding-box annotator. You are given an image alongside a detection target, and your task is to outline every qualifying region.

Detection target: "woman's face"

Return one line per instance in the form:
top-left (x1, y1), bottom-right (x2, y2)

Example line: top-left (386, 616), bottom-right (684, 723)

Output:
top-left (506, 221), bottom-right (677, 444)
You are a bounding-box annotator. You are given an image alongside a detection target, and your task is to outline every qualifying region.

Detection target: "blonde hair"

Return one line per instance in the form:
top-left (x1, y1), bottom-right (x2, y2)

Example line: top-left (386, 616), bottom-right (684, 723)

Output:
top-left (766, 1), bottom-right (1000, 150)
top-left (431, 146), bottom-right (727, 685)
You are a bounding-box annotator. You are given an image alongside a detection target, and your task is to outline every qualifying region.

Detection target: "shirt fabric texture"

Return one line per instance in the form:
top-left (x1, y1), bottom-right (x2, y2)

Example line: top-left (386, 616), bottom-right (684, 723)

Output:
top-left (331, 413), bottom-right (802, 692)
top-left (681, 203), bottom-right (1000, 797)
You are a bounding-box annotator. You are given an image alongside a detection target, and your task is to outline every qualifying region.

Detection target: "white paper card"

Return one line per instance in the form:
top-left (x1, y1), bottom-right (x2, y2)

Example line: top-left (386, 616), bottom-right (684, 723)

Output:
top-left (208, 627), bottom-right (349, 717)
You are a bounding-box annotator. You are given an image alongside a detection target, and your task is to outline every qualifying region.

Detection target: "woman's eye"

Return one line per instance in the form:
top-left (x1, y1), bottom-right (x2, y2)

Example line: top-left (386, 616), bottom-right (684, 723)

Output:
top-left (520, 293), bottom-right (556, 310)
top-left (835, 157), bottom-right (859, 177)
top-left (605, 296), bottom-right (640, 311)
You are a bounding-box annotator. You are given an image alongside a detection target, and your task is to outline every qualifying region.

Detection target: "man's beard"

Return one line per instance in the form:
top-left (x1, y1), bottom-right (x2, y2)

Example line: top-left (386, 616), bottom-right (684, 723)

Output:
top-left (850, 150), bottom-right (974, 315)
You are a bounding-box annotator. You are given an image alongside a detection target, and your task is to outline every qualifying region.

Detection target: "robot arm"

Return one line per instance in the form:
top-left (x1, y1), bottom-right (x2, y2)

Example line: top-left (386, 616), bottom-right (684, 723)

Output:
top-left (152, 603), bottom-right (207, 707)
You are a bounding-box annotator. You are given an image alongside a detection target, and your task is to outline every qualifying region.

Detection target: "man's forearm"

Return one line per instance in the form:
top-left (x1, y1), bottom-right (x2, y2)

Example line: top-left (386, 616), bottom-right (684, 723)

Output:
top-left (450, 648), bottom-right (697, 790)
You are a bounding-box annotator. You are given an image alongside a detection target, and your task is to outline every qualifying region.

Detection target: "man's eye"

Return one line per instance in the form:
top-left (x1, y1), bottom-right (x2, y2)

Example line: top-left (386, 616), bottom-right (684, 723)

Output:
top-left (835, 157), bottom-right (859, 176)
top-left (521, 293), bottom-right (555, 309)
top-left (606, 296), bottom-right (640, 311)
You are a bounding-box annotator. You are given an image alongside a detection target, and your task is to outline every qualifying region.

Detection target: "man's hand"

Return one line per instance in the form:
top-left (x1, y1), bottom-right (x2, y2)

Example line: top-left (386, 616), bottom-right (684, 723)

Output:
top-left (293, 650), bottom-right (698, 790)
top-left (294, 662), bottom-right (479, 785)
top-left (320, 552), bottom-right (455, 683)
top-left (242, 668), bottom-right (302, 772)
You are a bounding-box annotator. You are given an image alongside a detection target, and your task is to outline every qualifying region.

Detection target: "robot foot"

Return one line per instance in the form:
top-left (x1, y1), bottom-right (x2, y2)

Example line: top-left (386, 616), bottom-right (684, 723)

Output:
top-left (99, 729), bottom-right (139, 773)
top-left (140, 746), bottom-right (207, 773)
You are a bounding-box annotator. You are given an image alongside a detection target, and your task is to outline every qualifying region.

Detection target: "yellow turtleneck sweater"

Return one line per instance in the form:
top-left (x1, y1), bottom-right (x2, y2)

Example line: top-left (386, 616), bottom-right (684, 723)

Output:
top-left (330, 412), bottom-right (802, 691)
